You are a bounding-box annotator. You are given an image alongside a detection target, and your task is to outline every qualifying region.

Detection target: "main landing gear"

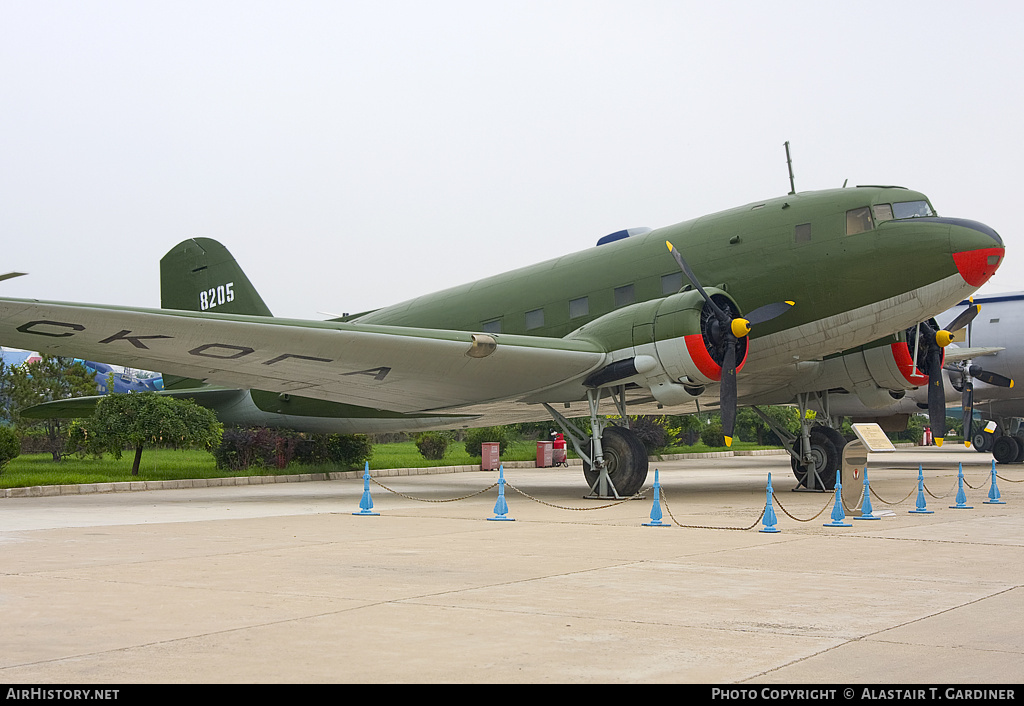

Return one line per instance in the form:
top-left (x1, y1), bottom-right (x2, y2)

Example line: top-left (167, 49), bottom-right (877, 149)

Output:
top-left (751, 392), bottom-right (844, 491)
top-left (543, 385), bottom-right (649, 499)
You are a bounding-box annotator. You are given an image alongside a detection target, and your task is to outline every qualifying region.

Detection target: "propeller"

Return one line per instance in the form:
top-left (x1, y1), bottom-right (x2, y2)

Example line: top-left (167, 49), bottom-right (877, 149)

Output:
top-left (910, 303), bottom-right (980, 446)
top-left (666, 241), bottom-right (794, 446)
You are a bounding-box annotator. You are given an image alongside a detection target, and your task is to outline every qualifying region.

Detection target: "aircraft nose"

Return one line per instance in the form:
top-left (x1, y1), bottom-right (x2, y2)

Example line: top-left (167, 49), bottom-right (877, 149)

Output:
top-left (942, 218), bottom-right (1005, 287)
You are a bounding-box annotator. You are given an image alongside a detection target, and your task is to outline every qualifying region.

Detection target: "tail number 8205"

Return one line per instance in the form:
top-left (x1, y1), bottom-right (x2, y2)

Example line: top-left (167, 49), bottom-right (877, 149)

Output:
top-left (200, 283), bottom-right (234, 311)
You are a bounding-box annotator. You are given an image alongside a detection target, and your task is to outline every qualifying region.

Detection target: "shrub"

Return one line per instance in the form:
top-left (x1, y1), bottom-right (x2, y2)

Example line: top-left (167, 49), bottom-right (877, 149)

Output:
top-left (700, 419), bottom-right (727, 448)
top-left (0, 425), bottom-right (20, 474)
top-left (212, 427), bottom-right (279, 471)
top-left (295, 433), bottom-right (372, 469)
top-left (463, 426), bottom-right (511, 457)
top-left (628, 416), bottom-right (670, 453)
top-left (415, 432), bottom-right (451, 460)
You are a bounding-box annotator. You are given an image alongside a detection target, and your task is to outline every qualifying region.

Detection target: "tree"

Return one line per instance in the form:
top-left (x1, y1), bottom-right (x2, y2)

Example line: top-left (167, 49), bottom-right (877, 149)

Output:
top-left (735, 406), bottom-right (800, 446)
top-left (7, 356), bottom-right (97, 461)
top-left (74, 393), bottom-right (222, 475)
top-left (0, 425), bottom-right (19, 474)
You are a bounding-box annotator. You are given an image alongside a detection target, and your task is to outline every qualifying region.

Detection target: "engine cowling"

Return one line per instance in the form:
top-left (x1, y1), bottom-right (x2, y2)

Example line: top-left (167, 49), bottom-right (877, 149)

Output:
top-left (569, 288), bottom-right (750, 406)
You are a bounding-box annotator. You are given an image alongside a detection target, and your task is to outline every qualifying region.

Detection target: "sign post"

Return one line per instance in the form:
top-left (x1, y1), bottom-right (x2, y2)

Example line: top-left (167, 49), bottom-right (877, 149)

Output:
top-left (842, 423), bottom-right (895, 515)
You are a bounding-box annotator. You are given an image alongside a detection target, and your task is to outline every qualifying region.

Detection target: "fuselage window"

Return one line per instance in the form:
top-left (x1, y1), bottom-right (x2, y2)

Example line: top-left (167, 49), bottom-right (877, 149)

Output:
top-left (482, 319), bottom-right (501, 334)
top-left (846, 207), bottom-right (874, 235)
top-left (569, 296), bottom-right (589, 319)
top-left (614, 284), bottom-right (635, 308)
top-left (525, 308), bottom-right (544, 330)
top-left (661, 272), bottom-right (683, 294)
top-left (893, 200), bottom-right (934, 219)
top-left (873, 204), bottom-right (894, 223)
top-left (794, 223), bottom-right (811, 243)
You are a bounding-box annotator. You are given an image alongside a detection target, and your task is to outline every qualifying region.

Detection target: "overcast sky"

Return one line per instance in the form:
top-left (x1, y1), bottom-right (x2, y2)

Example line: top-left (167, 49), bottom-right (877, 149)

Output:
top-left (2, 1), bottom-right (1022, 321)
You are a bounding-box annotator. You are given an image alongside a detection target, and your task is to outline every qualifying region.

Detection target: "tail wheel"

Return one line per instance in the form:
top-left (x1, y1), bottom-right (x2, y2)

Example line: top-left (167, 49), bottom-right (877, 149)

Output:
top-left (583, 425), bottom-right (649, 496)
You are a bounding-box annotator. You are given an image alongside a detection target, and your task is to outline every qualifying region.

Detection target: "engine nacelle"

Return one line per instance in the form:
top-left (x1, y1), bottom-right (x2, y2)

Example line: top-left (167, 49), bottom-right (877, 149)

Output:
top-left (569, 288), bottom-right (749, 403)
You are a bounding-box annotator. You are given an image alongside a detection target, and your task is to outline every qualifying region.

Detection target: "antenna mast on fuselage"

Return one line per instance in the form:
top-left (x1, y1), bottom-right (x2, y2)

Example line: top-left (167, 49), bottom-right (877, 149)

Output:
top-left (784, 141), bottom-right (796, 195)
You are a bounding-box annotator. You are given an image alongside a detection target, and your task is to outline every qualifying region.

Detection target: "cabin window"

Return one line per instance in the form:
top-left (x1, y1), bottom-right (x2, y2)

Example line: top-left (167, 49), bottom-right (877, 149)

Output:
top-left (794, 223), bottom-right (811, 243)
top-left (846, 207), bottom-right (874, 235)
top-left (525, 308), bottom-right (544, 330)
top-left (614, 284), bottom-right (635, 308)
top-left (873, 204), bottom-right (894, 223)
top-left (893, 200), bottom-right (934, 219)
top-left (482, 319), bottom-right (501, 334)
top-left (661, 272), bottom-right (683, 294)
top-left (569, 296), bottom-right (589, 318)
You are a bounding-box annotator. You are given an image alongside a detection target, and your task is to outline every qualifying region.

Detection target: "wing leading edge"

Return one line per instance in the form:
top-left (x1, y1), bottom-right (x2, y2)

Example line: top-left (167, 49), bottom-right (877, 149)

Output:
top-left (0, 298), bottom-right (608, 413)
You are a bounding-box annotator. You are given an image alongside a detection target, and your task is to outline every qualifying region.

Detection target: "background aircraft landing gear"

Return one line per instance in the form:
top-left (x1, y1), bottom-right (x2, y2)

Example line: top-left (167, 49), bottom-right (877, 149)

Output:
top-left (790, 426), bottom-right (841, 490)
top-left (992, 434), bottom-right (1024, 464)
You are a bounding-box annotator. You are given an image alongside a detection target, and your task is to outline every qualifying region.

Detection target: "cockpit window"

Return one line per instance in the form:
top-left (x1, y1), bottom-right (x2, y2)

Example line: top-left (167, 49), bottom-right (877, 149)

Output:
top-left (846, 206), bottom-right (874, 235)
top-left (893, 200), bottom-right (934, 219)
top-left (873, 204), bottom-right (894, 223)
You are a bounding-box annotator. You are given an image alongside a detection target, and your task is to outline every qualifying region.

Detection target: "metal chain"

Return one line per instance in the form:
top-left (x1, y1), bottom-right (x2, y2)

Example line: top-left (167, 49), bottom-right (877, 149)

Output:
top-left (773, 492), bottom-right (833, 522)
top-left (660, 487), bottom-right (765, 530)
top-left (505, 481), bottom-right (644, 510)
top-left (868, 484), bottom-right (917, 506)
top-left (997, 473), bottom-right (1024, 483)
top-left (370, 477), bottom-right (498, 502)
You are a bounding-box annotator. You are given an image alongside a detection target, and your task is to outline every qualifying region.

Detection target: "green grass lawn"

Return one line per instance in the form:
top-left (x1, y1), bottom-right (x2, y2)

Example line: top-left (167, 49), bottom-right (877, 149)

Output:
top-left (0, 438), bottom-right (780, 489)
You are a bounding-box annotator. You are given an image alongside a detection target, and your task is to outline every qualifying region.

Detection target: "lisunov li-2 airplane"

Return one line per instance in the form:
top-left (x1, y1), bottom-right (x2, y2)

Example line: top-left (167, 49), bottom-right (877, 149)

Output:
top-left (1, 185), bottom-right (1004, 497)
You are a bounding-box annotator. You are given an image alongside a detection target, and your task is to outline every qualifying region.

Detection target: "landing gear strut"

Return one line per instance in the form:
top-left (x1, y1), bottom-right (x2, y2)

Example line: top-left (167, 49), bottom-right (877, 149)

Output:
top-left (543, 386), bottom-right (649, 498)
top-left (751, 391), bottom-right (844, 491)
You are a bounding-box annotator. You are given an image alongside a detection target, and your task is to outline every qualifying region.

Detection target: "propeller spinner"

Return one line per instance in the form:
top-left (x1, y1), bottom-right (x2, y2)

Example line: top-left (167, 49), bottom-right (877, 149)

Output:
top-left (665, 241), bottom-right (794, 446)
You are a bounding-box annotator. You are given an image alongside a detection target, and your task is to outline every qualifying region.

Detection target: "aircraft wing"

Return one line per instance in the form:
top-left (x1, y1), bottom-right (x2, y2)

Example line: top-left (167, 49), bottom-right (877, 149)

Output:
top-left (942, 346), bottom-right (1005, 363)
top-left (0, 299), bottom-right (608, 412)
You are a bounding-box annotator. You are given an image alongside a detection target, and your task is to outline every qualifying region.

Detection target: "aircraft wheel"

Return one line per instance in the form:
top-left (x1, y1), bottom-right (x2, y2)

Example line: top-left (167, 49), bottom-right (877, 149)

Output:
top-left (973, 432), bottom-right (994, 453)
top-left (1014, 435), bottom-right (1024, 463)
top-left (583, 425), bottom-right (649, 496)
top-left (790, 427), bottom-right (839, 490)
top-left (991, 435), bottom-right (1020, 465)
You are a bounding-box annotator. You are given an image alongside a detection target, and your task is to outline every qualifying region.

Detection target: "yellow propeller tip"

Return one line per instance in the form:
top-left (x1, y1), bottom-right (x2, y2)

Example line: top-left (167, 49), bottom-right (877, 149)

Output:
top-left (724, 436), bottom-right (733, 447)
top-left (666, 241), bottom-right (674, 251)
top-left (965, 441), bottom-right (971, 448)
top-left (935, 437), bottom-right (944, 447)
top-left (785, 300), bottom-right (795, 306)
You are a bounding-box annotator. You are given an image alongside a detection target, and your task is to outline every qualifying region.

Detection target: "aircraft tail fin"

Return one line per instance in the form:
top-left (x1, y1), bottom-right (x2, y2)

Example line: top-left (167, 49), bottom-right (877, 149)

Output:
top-left (160, 238), bottom-right (273, 389)
top-left (160, 237), bottom-right (273, 317)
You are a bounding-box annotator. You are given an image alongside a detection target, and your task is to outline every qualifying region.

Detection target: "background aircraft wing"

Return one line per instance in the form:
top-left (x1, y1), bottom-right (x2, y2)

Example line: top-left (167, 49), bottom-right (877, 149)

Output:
top-left (0, 299), bottom-right (607, 412)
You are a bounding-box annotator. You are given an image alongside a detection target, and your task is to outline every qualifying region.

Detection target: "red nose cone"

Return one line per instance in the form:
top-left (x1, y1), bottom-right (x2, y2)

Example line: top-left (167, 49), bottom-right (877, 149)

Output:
top-left (953, 247), bottom-right (1004, 287)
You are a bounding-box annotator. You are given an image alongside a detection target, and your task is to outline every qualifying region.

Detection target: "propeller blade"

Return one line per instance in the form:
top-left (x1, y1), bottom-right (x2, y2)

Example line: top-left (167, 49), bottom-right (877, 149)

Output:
top-left (926, 345), bottom-right (946, 446)
top-left (665, 241), bottom-right (730, 323)
top-left (962, 378), bottom-right (974, 448)
top-left (743, 300), bottom-right (796, 327)
top-left (967, 366), bottom-right (1015, 388)
top-left (0, 272), bottom-right (27, 282)
top-left (720, 337), bottom-right (738, 448)
top-left (945, 303), bottom-right (980, 334)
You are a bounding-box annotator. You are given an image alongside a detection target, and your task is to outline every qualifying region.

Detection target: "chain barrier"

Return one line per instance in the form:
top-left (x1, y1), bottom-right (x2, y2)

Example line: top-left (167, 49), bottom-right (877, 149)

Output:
top-left (370, 476), bottom-right (498, 503)
top-left (362, 462), bottom-right (1018, 526)
top-left (659, 486), bottom-right (765, 530)
top-left (505, 481), bottom-right (644, 511)
top-left (773, 492), bottom-right (834, 522)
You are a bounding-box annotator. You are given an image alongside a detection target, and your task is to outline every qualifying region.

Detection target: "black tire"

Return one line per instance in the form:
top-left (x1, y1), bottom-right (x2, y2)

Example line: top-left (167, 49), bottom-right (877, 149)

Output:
top-left (991, 435), bottom-right (1020, 465)
top-left (973, 431), bottom-right (994, 453)
top-left (583, 425), bottom-right (649, 496)
top-left (790, 427), bottom-right (839, 490)
top-left (1013, 435), bottom-right (1024, 463)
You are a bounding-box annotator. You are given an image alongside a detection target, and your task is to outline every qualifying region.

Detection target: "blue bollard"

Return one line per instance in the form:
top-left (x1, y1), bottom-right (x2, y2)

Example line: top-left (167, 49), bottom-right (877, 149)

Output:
top-left (759, 473), bottom-right (780, 533)
top-left (488, 465), bottom-right (515, 521)
top-left (984, 459), bottom-right (1005, 505)
top-left (643, 469), bottom-right (670, 527)
top-left (824, 468), bottom-right (852, 527)
top-left (908, 465), bottom-right (934, 514)
top-left (353, 461), bottom-right (380, 516)
top-left (854, 467), bottom-right (881, 520)
top-left (950, 462), bottom-right (974, 509)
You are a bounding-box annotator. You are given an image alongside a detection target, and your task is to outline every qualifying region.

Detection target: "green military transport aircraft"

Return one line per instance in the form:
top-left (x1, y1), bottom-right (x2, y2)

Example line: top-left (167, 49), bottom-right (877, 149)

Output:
top-left (1, 185), bottom-right (1005, 496)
